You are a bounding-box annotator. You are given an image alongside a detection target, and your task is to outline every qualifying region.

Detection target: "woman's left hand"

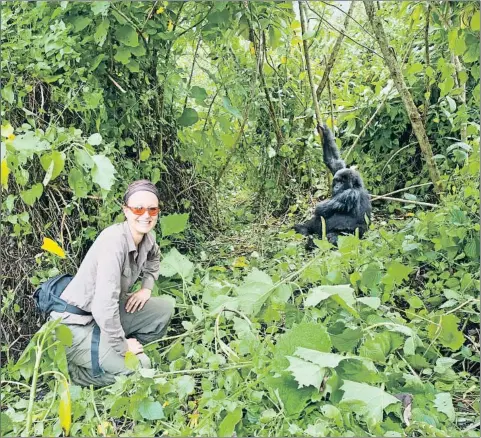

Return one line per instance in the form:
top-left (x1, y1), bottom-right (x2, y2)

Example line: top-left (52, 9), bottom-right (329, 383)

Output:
top-left (125, 288), bottom-right (152, 313)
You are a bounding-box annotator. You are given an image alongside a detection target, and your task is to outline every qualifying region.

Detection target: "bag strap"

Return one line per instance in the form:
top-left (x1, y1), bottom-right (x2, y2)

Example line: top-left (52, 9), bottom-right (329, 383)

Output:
top-left (51, 296), bottom-right (91, 316)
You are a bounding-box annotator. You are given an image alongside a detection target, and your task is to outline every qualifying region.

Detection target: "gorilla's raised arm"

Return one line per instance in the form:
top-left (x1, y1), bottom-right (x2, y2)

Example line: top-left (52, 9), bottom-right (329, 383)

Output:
top-left (320, 124), bottom-right (346, 175)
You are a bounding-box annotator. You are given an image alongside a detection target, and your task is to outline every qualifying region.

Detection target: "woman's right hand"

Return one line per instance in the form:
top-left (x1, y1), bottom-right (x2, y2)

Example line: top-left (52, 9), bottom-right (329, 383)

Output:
top-left (126, 338), bottom-right (143, 354)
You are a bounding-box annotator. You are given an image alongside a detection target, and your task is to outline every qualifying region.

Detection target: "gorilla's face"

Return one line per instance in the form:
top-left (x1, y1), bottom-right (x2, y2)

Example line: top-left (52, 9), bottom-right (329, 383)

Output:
top-left (332, 168), bottom-right (363, 195)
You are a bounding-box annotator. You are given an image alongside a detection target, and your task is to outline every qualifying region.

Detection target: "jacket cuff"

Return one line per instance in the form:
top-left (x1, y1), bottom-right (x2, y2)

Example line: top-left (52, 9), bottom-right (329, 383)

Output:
top-left (118, 338), bottom-right (129, 356)
top-left (141, 275), bottom-right (155, 291)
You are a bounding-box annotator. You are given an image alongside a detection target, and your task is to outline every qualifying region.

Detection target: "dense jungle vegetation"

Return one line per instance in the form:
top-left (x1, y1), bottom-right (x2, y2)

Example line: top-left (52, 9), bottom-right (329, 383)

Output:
top-left (0, 1), bottom-right (479, 436)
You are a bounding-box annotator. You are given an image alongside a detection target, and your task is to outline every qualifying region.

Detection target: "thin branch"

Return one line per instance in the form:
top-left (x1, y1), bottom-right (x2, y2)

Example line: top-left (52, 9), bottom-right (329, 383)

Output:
top-left (182, 38), bottom-right (202, 112)
top-left (371, 195), bottom-right (438, 208)
top-left (307, 3), bottom-right (383, 59)
top-left (315, 1), bottom-right (355, 100)
top-left (107, 74), bottom-right (127, 94)
top-left (423, 3), bottom-right (432, 126)
top-left (381, 142), bottom-right (417, 173)
top-left (177, 5), bottom-right (214, 38)
top-left (344, 83), bottom-right (393, 160)
top-left (370, 182), bottom-right (434, 201)
top-left (319, 0), bottom-right (374, 38)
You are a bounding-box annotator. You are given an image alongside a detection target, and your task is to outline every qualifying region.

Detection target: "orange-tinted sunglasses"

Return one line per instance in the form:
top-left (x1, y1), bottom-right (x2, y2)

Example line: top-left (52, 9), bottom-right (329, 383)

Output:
top-left (125, 206), bottom-right (160, 216)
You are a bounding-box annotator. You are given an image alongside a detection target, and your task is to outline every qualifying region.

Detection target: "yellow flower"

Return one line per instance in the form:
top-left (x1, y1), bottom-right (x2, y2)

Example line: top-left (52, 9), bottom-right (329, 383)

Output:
top-left (280, 56), bottom-right (287, 65)
top-left (188, 411), bottom-right (199, 428)
top-left (156, 6), bottom-right (165, 14)
top-left (7, 133), bottom-right (15, 141)
top-left (41, 237), bottom-right (66, 258)
top-left (167, 20), bottom-right (174, 31)
top-left (162, 401), bottom-right (169, 407)
top-left (1, 122), bottom-right (13, 138)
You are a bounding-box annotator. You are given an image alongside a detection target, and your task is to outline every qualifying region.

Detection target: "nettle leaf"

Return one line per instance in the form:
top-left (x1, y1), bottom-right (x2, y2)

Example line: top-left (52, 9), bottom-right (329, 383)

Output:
top-left (20, 183), bottom-right (43, 206)
top-left (383, 261), bottom-right (412, 285)
top-left (114, 46), bottom-right (131, 64)
top-left (160, 213), bottom-right (189, 237)
top-left (218, 406), bottom-right (242, 437)
top-left (178, 108), bottom-right (199, 127)
top-left (427, 314), bottom-right (464, 351)
top-left (175, 375), bottom-right (195, 399)
top-left (235, 269), bottom-right (274, 316)
top-left (158, 247), bottom-right (194, 282)
top-left (138, 400), bottom-right (165, 420)
top-left (74, 148), bottom-right (94, 170)
top-left (361, 263), bottom-right (383, 292)
top-left (359, 331), bottom-right (403, 363)
top-left (40, 151), bottom-right (65, 184)
top-left (434, 392), bottom-right (455, 422)
top-left (91, 154), bottom-right (116, 190)
top-left (304, 285), bottom-right (358, 317)
top-left (124, 351), bottom-right (140, 370)
top-left (12, 132), bottom-right (50, 155)
top-left (286, 356), bottom-right (325, 388)
top-left (340, 380), bottom-right (400, 425)
top-left (115, 24), bottom-right (139, 47)
top-left (357, 297), bottom-right (380, 309)
top-left (55, 325), bottom-right (72, 347)
top-left (271, 322), bottom-right (332, 373)
top-left (68, 168), bottom-right (91, 198)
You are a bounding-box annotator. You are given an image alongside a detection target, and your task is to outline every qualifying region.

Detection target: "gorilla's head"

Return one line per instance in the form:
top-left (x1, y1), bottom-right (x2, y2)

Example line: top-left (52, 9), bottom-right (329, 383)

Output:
top-left (332, 167), bottom-right (364, 195)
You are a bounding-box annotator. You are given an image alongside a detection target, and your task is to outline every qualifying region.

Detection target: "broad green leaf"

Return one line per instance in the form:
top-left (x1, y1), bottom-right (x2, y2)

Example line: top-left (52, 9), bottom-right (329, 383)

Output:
top-left (0, 413), bottom-right (13, 435)
top-left (115, 24), bottom-right (139, 47)
top-left (1, 86), bottom-right (14, 104)
top-left (357, 297), bottom-right (380, 309)
top-left (175, 375), bottom-right (195, 399)
top-left (361, 263), bottom-right (382, 291)
top-left (139, 146), bottom-right (151, 161)
top-left (55, 325), bottom-right (72, 347)
top-left (434, 392), bottom-right (455, 422)
top-left (330, 327), bottom-right (362, 352)
top-left (235, 269), bottom-right (274, 316)
top-left (178, 108), bottom-right (199, 127)
top-left (446, 96), bottom-right (457, 112)
top-left (272, 322), bottom-right (332, 373)
top-left (190, 86), bottom-right (208, 104)
top-left (91, 1), bottom-right (110, 15)
top-left (87, 133), bottom-right (102, 146)
top-left (138, 400), bottom-right (165, 420)
top-left (72, 16), bottom-right (91, 32)
top-left (158, 247), bottom-right (194, 282)
top-left (115, 46), bottom-right (131, 64)
top-left (340, 380), bottom-right (400, 425)
top-left (91, 154), bottom-right (116, 190)
top-left (427, 314), bottom-right (464, 350)
top-left (218, 407), bottom-right (242, 437)
top-left (94, 18), bottom-right (110, 46)
top-left (68, 168), bottom-right (91, 198)
top-left (12, 132), bottom-right (49, 154)
top-left (407, 63), bottom-right (423, 74)
top-left (20, 183), bottom-right (43, 206)
top-left (265, 373), bottom-right (315, 416)
top-left (286, 356), bottom-right (325, 388)
top-left (160, 213), bottom-right (189, 237)
top-left (471, 11), bottom-right (480, 31)
top-left (124, 351), bottom-right (140, 370)
top-left (304, 285), bottom-right (358, 317)
top-left (434, 357), bottom-right (457, 374)
top-left (294, 347), bottom-right (373, 369)
top-left (40, 151), bottom-right (65, 184)
top-left (360, 331), bottom-right (403, 363)
top-left (74, 148), bottom-right (94, 169)
top-left (222, 96), bottom-right (242, 119)
top-left (127, 59), bottom-right (140, 73)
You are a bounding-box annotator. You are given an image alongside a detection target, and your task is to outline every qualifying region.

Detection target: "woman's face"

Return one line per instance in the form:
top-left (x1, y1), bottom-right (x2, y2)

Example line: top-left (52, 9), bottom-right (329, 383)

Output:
top-left (123, 190), bottom-right (159, 236)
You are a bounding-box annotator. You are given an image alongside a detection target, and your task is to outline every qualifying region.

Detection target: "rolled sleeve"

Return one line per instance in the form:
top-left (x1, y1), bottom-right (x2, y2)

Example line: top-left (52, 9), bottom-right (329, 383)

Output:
top-left (141, 242), bottom-right (161, 290)
top-left (91, 239), bottom-right (128, 355)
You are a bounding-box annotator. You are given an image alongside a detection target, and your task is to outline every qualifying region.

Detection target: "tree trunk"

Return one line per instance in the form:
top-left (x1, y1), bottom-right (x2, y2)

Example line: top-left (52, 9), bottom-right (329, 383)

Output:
top-left (363, 0), bottom-right (442, 193)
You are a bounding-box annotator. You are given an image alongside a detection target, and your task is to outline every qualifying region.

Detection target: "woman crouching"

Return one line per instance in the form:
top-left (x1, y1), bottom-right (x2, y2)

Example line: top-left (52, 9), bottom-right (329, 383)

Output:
top-left (50, 179), bottom-right (174, 387)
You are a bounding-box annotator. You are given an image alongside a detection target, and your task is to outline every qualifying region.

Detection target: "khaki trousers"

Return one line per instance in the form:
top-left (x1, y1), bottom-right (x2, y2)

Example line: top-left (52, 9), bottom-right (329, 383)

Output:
top-left (64, 296), bottom-right (174, 387)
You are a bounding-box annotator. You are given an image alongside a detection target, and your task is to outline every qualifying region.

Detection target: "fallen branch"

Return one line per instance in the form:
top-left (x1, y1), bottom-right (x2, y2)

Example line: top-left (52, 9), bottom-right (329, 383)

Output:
top-left (107, 74), bottom-right (127, 94)
top-left (371, 195), bottom-right (438, 208)
top-left (370, 182), bottom-right (434, 201)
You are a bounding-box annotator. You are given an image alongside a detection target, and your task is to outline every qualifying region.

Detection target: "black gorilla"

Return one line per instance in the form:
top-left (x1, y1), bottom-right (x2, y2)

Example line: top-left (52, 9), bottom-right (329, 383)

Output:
top-left (294, 124), bottom-right (371, 247)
